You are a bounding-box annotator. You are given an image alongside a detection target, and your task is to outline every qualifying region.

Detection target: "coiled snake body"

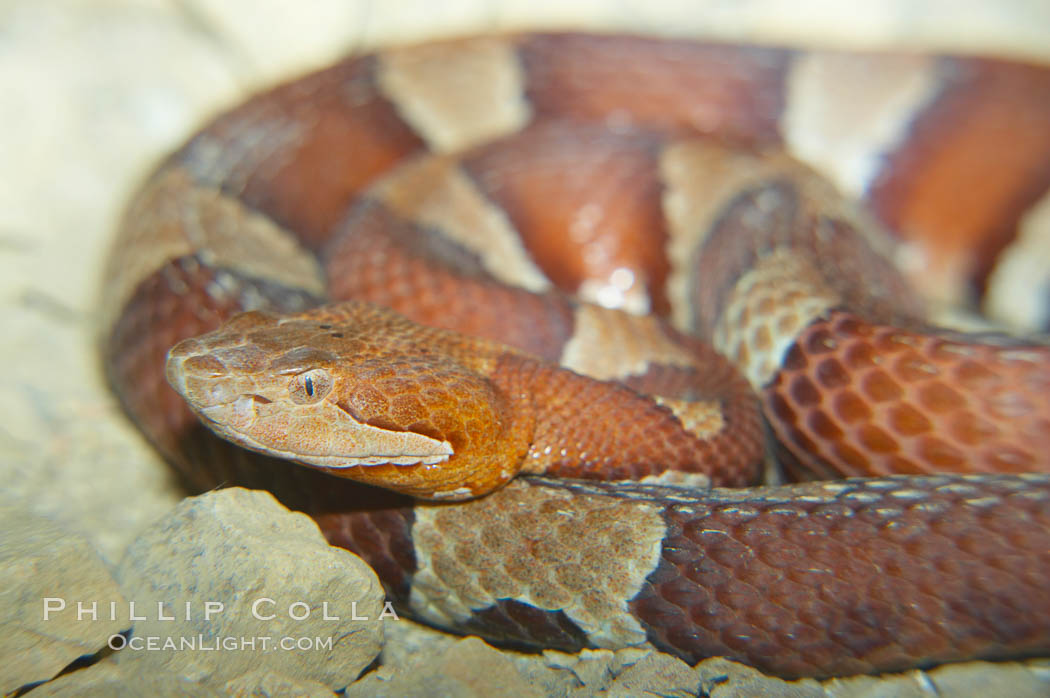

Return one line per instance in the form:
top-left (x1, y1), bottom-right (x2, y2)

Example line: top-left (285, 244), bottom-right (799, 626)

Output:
top-left (103, 34), bottom-right (1050, 678)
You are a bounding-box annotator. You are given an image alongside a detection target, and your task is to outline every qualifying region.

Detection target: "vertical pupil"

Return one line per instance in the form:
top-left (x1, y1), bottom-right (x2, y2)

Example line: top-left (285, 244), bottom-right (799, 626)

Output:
top-left (304, 375), bottom-right (314, 397)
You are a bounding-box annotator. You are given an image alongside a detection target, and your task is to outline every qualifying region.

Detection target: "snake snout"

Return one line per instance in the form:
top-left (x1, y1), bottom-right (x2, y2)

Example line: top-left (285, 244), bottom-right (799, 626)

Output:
top-left (165, 348), bottom-right (240, 406)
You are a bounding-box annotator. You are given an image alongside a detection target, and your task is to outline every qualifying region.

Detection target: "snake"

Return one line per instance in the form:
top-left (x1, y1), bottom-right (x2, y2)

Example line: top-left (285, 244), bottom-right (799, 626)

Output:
top-left (101, 33), bottom-right (1050, 679)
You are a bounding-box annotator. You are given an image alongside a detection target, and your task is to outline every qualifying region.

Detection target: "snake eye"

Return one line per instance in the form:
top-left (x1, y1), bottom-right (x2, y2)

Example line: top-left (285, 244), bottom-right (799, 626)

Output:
top-left (289, 368), bottom-right (333, 404)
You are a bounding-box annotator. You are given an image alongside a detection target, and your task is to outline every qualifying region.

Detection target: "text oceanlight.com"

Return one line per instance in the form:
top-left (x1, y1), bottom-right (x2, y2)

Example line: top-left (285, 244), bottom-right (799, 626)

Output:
top-left (109, 634), bottom-right (337, 652)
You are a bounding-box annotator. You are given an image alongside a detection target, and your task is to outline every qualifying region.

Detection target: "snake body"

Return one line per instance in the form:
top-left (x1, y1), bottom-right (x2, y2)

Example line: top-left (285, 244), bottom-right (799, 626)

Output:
top-left (103, 34), bottom-right (1050, 678)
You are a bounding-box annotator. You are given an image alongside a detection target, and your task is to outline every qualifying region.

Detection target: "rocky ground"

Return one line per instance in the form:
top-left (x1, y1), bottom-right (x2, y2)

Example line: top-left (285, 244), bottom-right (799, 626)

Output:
top-left (2, 1), bottom-right (1050, 695)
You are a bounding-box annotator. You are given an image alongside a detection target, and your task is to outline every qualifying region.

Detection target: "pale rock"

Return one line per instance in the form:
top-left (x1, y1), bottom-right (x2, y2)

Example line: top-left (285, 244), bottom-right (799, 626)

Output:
top-left (924, 660), bottom-right (1050, 698)
top-left (379, 619), bottom-right (577, 695)
top-left (821, 671), bottom-right (932, 698)
top-left (346, 636), bottom-right (543, 697)
top-left (695, 657), bottom-right (824, 698)
top-left (819, 659), bottom-right (1050, 697)
top-left (27, 659), bottom-right (220, 696)
top-left (114, 488), bottom-right (383, 690)
top-left (604, 651), bottom-right (700, 698)
top-left (534, 647), bottom-right (618, 694)
top-left (0, 505), bottom-right (130, 695)
top-left (375, 616), bottom-right (458, 669)
top-left (511, 655), bottom-right (581, 697)
top-left (822, 669), bottom-right (940, 698)
top-left (224, 667), bottom-right (336, 697)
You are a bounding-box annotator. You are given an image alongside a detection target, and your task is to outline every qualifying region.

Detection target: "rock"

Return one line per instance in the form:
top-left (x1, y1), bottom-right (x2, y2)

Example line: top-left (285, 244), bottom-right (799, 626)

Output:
top-left (113, 488), bottom-right (384, 690)
top-left (540, 647), bottom-right (655, 694)
top-left (695, 658), bottom-right (824, 698)
top-left (0, 504), bottom-right (129, 695)
top-left (820, 671), bottom-right (931, 698)
top-left (379, 618), bottom-right (582, 695)
top-left (345, 637), bottom-right (543, 698)
top-left (376, 616), bottom-right (459, 670)
top-left (224, 668), bottom-right (336, 697)
top-left (507, 651), bottom-right (578, 696)
top-left (605, 652), bottom-right (700, 697)
top-left (924, 660), bottom-right (1050, 698)
top-left (0, 0), bottom-right (226, 567)
top-left (27, 659), bottom-right (220, 697)
top-left (825, 668), bottom-right (953, 698)
top-left (559, 648), bottom-right (617, 692)
top-left (690, 657), bottom-right (1050, 698)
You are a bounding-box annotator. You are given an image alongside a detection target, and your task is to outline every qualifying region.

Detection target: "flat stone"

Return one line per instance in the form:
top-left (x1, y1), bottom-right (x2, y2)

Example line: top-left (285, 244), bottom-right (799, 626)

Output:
top-left (0, 505), bottom-right (129, 696)
top-left (924, 660), bottom-right (1050, 698)
top-left (377, 616), bottom-right (458, 670)
top-left (114, 488), bottom-right (384, 690)
top-left (346, 636), bottom-right (543, 698)
top-left (605, 651), bottom-right (700, 698)
top-left (696, 657), bottom-right (825, 698)
top-left (562, 648), bottom-right (617, 691)
top-left (27, 659), bottom-right (220, 697)
top-left (224, 668), bottom-right (336, 697)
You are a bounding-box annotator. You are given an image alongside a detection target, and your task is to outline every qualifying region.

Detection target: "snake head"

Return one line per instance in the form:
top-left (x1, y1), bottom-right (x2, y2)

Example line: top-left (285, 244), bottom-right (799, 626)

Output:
top-left (164, 303), bottom-right (529, 500)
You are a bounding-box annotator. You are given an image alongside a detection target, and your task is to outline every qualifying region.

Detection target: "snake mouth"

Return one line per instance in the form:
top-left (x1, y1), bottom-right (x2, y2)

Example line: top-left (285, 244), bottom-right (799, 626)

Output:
top-left (192, 390), bottom-right (454, 469)
top-left (197, 419), bottom-right (454, 470)
top-left (198, 393), bottom-right (272, 430)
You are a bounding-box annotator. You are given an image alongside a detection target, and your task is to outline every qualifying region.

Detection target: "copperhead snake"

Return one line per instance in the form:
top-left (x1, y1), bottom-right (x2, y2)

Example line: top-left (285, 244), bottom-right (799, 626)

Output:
top-left (101, 33), bottom-right (1050, 679)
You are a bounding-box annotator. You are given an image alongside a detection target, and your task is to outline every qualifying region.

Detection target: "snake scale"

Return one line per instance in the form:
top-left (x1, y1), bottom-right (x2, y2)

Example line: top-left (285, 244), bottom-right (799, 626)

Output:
top-left (102, 33), bottom-right (1050, 679)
